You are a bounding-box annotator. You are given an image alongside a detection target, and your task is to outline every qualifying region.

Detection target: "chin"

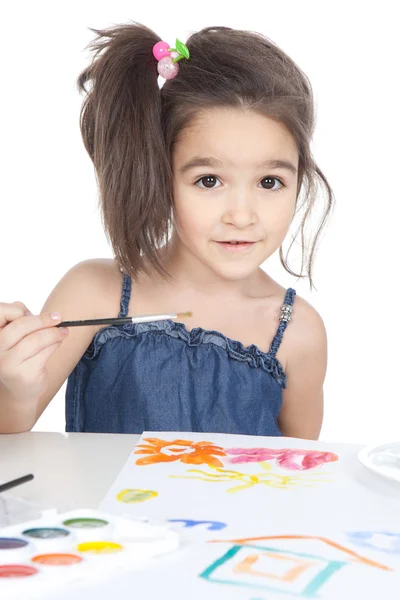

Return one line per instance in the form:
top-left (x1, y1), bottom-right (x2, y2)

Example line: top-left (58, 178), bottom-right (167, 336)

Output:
top-left (209, 262), bottom-right (260, 281)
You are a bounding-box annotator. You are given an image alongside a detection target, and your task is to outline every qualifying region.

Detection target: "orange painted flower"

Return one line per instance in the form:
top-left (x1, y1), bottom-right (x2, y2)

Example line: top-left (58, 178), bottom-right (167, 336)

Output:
top-left (134, 438), bottom-right (226, 467)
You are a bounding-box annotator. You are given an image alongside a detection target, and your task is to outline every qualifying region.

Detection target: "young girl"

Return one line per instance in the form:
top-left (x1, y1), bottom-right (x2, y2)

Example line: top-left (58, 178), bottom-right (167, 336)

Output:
top-left (0, 23), bottom-right (333, 438)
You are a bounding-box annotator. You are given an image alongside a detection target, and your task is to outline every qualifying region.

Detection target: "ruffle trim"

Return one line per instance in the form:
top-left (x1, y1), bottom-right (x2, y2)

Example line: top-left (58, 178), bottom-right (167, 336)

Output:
top-left (85, 320), bottom-right (287, 388)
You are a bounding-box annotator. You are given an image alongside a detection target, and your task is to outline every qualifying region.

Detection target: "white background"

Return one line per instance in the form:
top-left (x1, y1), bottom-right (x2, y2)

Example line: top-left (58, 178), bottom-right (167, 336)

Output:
top-left (1, 1), bottom-right (399, 444)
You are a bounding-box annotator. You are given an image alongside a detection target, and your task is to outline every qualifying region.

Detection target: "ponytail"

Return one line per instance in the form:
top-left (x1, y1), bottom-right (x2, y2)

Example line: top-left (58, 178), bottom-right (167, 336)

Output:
top-left (77, 22), bottom-right (172, 278)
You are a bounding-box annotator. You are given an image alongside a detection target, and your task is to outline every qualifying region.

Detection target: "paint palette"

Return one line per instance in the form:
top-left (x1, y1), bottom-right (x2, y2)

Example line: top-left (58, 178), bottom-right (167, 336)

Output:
top-left (0, 508), bottom-right (180, 600)
top-left (358, 442), bottom-right (400, 484)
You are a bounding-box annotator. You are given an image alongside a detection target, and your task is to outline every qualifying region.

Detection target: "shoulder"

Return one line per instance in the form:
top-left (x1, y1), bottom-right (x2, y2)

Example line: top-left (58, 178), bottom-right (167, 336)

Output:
top-left (285, 292), bottom-right (327, 373)
top-left (56, 258), bottom-right (122, 299)
top-left (61, 257), bottom-right (122, 288)
top-left (260, 273), bottom-right (326, 357)
top-left (44, 258), bottom-right (124, 329)
top-left (290, 293), bottom-right (327, 345)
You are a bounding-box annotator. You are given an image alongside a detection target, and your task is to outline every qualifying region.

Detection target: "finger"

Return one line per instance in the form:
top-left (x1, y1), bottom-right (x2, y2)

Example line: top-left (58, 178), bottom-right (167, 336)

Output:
top-left (0, 325), bottom-right (68, 365)
top-left (2, 341), bottom-right (63, 398)
top-left (0, 313), bottom-right (64, 353)
top-left (0, 302), bottom-right (31, 328)
top-left (20, 339), bottom-right (64, 370)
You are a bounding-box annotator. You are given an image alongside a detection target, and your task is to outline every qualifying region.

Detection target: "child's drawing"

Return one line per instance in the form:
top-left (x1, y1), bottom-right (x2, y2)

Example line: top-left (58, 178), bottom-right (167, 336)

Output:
top-left (133, 438), bottom-right (338, 472)
top-left (168, 519), bottom-right (227, 531)
top-left (346, 531), bottom-right (400, 555)
top-left (226, 448), bottom-right (339, 470)
top-left (200, 535), bottom-right (391, 597)
top-left (99, 432), bottom-right (400, 598)
top-left (116, 489), bottom-right (158, 503)
top-left (134, 438), bottom-right (226, 467)
top-left (170, 462), bottom-right (332, 492)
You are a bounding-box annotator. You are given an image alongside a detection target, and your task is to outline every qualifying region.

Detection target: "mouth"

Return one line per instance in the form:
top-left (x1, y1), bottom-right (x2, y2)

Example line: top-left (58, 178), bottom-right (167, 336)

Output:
top-left (214, 240), bottom-right (257, 253)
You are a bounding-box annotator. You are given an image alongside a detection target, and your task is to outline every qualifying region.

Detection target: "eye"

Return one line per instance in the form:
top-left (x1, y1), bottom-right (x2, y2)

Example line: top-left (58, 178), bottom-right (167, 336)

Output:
top-left (259, 177), bottom-right (285, 192)
top-left (194, 175), bottom-right (222, 189)
top-left (194, 175), bottom-right (285, 192)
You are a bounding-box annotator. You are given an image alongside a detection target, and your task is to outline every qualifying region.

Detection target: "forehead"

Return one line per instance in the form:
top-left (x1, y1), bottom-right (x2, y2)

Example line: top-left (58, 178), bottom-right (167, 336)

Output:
top-left (173, 107), bottom-right (298, 168)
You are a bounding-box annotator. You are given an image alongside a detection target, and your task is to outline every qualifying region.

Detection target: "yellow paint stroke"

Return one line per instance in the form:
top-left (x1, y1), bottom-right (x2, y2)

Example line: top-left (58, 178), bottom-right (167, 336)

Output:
top-left (116, 488), bottom-right (158, 503)
top-left (170, 462), bottom-right (332, 492)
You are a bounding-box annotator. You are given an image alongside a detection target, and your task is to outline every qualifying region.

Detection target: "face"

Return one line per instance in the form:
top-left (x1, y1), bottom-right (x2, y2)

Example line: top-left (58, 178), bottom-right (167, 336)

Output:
top-left (171, 107), bottom-right (299, 281)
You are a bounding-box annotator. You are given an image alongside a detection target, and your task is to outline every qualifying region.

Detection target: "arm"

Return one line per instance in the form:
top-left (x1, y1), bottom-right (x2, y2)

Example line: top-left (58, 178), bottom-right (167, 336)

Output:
top-left (0, 259), bottom-right (119, 433)
top-left (278, 298), bottom-right (327, 440)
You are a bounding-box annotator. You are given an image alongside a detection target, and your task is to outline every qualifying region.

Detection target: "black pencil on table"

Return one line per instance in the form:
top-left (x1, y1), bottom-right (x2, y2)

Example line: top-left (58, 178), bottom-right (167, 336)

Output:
top-left (0, 474), bottom-right (34, 493)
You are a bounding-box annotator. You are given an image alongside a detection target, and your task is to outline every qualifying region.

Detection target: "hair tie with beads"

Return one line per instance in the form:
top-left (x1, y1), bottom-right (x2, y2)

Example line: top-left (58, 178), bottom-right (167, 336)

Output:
top-left (152, 39), bottom-right (190, 80)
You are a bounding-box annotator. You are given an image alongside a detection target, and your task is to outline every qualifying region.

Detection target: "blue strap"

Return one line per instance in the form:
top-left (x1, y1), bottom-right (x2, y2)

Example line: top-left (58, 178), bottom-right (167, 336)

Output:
top-left (268, 288), bottom-right (296, 358)
top-left (118, 271), bottom-right (132, 318)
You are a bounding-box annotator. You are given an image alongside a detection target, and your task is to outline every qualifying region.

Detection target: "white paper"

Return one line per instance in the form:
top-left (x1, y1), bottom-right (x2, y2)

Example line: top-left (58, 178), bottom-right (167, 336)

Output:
top-left (96, 432), bottom-right (400, 599)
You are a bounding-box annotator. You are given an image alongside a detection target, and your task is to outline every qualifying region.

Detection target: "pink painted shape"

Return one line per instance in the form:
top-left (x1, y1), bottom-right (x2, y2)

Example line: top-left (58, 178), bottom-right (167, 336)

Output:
top-left (226, 448), bottom-right (339, 471)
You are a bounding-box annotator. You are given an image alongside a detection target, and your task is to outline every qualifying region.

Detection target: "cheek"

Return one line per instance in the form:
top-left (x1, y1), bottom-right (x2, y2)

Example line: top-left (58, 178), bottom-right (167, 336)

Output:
top-left (174, 196), bottom-right (215, 240)
top-left (263, 199), bottom-right (295, 233)
top-left (175, 211), bottom-right (200, 241)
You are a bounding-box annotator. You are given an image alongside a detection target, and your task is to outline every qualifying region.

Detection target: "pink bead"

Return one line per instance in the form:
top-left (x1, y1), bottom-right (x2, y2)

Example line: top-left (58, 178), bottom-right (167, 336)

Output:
top-left (157, 56), bottom-right (179, 80)
top-left (152, 41), bottom-right (171, 61)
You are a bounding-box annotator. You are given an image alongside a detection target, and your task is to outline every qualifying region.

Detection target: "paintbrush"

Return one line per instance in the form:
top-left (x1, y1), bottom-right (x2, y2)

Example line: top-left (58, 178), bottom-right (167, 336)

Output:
top-left (0, 474), bottom-right (34, 493)
top-left (56, 311), bottom-right (192, 328)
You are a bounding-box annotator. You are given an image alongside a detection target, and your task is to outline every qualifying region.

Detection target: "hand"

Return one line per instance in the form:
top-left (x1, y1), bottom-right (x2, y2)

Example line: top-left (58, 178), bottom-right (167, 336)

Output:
top-left (0, 301), bottom-right (69, 402)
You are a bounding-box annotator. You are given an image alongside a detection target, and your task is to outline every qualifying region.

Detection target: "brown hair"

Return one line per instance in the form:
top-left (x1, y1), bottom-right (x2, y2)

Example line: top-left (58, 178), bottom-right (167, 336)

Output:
top-left (77, 22), bottom-right (334, 289)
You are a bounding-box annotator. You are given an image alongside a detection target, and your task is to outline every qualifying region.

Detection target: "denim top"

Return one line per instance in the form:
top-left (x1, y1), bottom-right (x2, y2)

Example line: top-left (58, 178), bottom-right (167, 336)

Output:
top-left (65, 272), bottom-right (296, 436)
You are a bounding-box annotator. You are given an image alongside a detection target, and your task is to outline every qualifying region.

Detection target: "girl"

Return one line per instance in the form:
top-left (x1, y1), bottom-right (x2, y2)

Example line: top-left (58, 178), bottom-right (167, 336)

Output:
top-left (0, 23), bottom-right (334, 438)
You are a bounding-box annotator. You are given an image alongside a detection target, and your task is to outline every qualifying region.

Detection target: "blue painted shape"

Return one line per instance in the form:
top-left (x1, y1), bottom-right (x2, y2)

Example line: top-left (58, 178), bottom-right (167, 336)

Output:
top-left (346, 531), bottom-right (400, 555)
top-left (168, 519), bottom-right (227, 531)
top-left (200, 545), bottom-right (242, 579)
top-left (302, 560), bottom-right (345, 596)
top-left (199, 543), bottom-right (347, 597)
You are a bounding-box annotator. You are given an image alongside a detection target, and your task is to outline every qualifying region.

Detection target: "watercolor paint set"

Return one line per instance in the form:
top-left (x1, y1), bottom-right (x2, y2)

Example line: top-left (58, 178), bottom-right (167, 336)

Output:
top-left (0, 507), bottom-right (180, 600)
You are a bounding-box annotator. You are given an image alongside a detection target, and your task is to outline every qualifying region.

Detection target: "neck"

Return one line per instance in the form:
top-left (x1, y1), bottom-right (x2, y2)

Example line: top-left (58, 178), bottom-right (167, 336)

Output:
top-left (153, 236), bottom-right (266, 300)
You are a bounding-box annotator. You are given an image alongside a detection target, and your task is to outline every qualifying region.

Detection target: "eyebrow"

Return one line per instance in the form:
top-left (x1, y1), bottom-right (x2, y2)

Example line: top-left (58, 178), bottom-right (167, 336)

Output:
top-left (178, 156), bottom-right (298, 175)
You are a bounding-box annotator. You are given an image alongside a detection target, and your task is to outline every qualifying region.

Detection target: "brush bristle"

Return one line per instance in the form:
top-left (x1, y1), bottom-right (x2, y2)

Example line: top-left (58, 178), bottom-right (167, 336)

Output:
top-left (177, 311), bottom-right (192, 318)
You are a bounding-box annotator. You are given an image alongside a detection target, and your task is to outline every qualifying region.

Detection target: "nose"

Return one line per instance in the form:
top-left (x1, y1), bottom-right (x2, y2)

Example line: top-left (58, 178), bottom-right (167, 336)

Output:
top-left (221, 191), bottom-right (258, 228)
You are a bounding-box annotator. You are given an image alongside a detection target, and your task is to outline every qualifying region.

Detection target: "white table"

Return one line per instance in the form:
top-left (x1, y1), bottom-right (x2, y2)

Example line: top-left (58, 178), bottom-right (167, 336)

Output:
top-left (0, 431), bottom-right (399, 512)
top-left (0, 432), bottom-right (140, 511)
top-left (1, 432), bottom-right (399, 516)
top-left (1, 432), bottom-right (400, 600)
